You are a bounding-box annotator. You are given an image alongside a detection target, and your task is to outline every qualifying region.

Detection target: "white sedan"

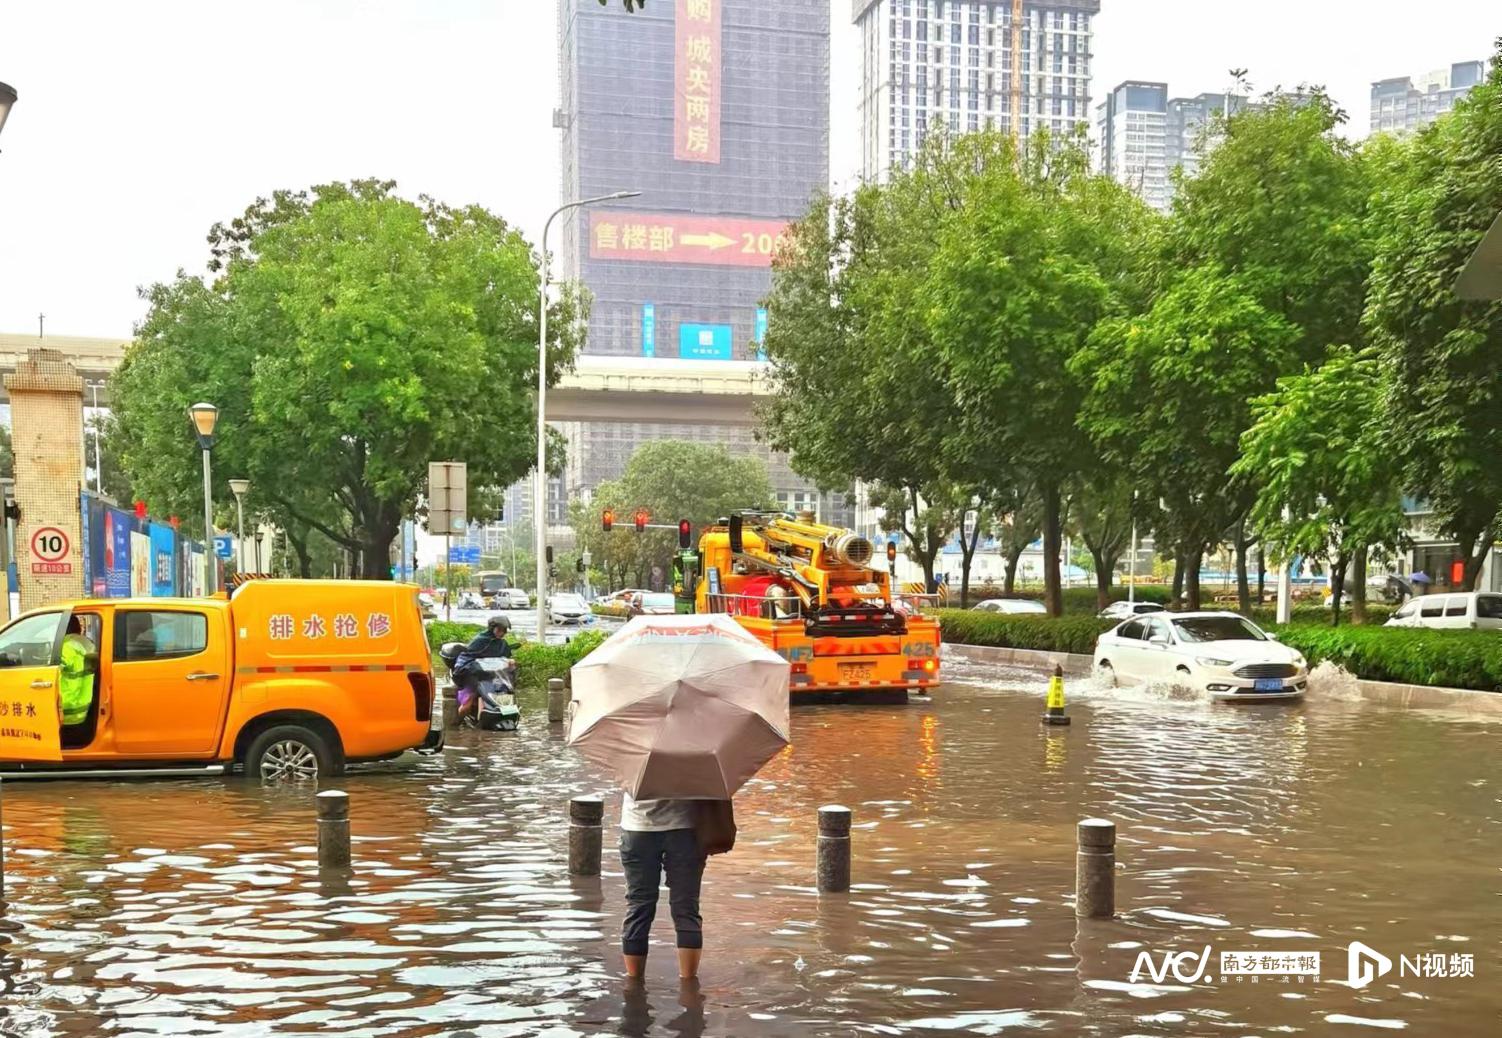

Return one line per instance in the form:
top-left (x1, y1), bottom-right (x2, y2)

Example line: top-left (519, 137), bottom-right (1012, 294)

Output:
top-left (1098, 600), bottom-right (1166, 621)
top-left (974, 598), bottom-right (1048, 616)
top-left (548, 592), bottom-right (592, 625)
top-left (1092, 611), bottom-right (1307, 702)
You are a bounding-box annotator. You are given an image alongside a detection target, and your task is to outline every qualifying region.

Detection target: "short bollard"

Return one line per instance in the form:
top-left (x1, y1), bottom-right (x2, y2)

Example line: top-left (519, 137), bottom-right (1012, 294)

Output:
top-left (548, 678), bottom-right (567, 724)
top-left (1042, 663), bottom-right (1072, 726)
top-left (1076, 818), bottom-right (1116, 918)
top-left (817, 805), bottom-right (852, 894)
top-left (317, 790), bottom-right (351, 870)
top-left (568, 797), bottom-right (603, 877)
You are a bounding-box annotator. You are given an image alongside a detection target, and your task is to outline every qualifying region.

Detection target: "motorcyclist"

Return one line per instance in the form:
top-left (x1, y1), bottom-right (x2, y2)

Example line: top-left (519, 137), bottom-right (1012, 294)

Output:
top-left (453, 615), bottom-right (514, 724)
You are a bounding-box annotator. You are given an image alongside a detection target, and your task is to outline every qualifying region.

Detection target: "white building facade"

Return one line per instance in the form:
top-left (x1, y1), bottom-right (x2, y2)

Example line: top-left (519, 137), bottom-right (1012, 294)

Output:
top-left (1096, 80), bottom-right (1169, 210)
top-left (1370, 61), bottom-right (1485, 136)
top-left (854, 0), bottom-right (1102, 181)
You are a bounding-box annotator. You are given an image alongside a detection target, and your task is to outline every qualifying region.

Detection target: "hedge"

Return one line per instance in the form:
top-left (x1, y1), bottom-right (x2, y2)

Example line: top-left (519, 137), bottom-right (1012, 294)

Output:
top-left (591, 602), bottom-right (629, 618)
top-left (1273, 625), bottom-right (1502, 692)
top-left (958, 586), bottom-right (1174, 612)
top-left (425, 622), bottom-right (607, 690)
top-left (936, 609), bottom-right (1113, 656)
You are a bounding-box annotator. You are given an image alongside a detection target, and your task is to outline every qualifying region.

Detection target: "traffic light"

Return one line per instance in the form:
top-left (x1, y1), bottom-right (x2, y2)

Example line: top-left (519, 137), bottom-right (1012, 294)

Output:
top-left (576, 556), bottom-right (586, 574)
top-left (602, 509), bottom-right (615, 532)
top-left (633, 509), bottom-right (649, 533)
top-left (886, 540), bottom-right (897, 574)
top-left (678, 519), bottom-right (692, 549)
top-left (545, 545), bottom-right (554, 565)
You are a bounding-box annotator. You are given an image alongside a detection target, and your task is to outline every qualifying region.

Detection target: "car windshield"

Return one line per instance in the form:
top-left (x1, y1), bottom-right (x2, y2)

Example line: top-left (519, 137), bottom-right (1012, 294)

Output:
top-left (555, 595), bottom-right (585, 609)
top-left (1172, 616), bottom-right (1265, 643)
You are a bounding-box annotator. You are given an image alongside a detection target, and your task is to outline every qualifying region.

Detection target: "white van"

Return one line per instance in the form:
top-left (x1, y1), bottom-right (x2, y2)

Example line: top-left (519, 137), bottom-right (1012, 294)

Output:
top-left (1385, 592), bottom-right (1502, 630)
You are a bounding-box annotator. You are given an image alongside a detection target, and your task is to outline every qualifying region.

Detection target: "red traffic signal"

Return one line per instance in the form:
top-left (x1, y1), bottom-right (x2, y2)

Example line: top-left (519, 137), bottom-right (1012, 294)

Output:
top-left (633, 509), bottom-right (649, 533)
top-left (602, 509), bottom-right (615, 532)
top-left (886, 541), bottom-right (898, 565)
top-left (678, 519), bottom-right (692, 549)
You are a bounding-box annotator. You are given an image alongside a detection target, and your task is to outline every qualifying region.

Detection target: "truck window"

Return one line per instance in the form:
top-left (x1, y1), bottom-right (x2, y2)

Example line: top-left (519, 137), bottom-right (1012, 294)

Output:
top-left (0, 612), bottom-right (64, 667)
top-left (116, 611), bottom-right (209, 662)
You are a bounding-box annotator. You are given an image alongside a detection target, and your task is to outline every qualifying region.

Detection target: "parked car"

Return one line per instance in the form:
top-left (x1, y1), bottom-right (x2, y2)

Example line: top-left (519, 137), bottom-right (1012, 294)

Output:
top-left (628, 591), bottom-right (678, 617)
top-left (493, 587), bottom-right (530, 610)
top-left (1092, 611), bottom-right (1306, 702)
top-left (1385, 591), bottom-right (1502, 630)
top-left (0, 580), bottom-right (443, 779)
top-left (973, 598), bottom-right (1048, 616)
top-left (1098, 600), bottom-right (1167, 621)
top-left (549, 592), bottom-right (592, 625)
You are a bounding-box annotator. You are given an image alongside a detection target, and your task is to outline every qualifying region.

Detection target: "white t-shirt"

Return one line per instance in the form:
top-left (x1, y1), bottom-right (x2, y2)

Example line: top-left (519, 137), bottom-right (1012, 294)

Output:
top-left (620, 792), bottom-right (697, 832)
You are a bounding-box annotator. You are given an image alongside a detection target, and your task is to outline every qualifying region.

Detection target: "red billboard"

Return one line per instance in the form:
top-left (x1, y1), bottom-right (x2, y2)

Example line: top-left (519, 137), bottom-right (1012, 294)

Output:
top-left (675, 0), bottom-right (721, 163)
top-left (589, 210), bottom-right (790, 268)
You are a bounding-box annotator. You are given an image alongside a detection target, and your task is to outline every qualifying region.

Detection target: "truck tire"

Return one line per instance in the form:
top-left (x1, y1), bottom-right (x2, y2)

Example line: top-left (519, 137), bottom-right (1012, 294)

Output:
top-left (245, 724), bottom-right (338, 783)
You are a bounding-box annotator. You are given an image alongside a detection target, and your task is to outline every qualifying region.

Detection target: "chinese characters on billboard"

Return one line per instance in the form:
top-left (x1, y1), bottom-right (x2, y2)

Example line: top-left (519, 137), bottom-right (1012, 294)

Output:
top-left (590, 210), bottom-right (789, 268)
top-left (675, 0), bottom-right (721, 163)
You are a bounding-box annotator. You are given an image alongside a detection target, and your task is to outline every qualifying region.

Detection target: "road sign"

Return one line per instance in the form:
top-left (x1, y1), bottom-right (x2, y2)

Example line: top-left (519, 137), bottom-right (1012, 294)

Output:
top-left (428, 461), bottom-right (468, 534)
top-left (213, 535), bottom-right (233, 560)
top-left (29, 525), bottom-right (73, 575)
top-left (448, 545), bottom-right (481, 565)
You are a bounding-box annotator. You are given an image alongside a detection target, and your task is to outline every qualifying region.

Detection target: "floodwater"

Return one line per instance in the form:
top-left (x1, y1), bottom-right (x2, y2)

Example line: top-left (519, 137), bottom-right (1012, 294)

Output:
top-left (1, 662), bottom-right (1499, 1037)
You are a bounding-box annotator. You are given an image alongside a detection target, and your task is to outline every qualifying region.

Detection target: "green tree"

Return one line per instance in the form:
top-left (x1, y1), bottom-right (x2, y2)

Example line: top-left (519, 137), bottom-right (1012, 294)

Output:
top-left (571, 441), bottom-right (774, 592)
top-left (1366, 45), bottom-right (1502, 589)
top-left (110, 180), bottom-right (584, 577)
top-left (1234, 347), bottom-right (1404, 624)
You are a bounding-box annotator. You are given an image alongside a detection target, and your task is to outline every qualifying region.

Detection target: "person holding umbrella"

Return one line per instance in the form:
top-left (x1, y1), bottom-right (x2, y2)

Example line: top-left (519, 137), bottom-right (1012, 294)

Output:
top-left (568, 614), bottom-right (791, 984)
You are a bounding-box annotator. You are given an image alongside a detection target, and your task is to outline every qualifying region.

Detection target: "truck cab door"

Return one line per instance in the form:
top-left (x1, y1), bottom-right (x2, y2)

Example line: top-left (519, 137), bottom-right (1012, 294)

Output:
top-left (110, 606), bottom-right (227, 757)
top-left (0, 611), bottom-right (68, 763)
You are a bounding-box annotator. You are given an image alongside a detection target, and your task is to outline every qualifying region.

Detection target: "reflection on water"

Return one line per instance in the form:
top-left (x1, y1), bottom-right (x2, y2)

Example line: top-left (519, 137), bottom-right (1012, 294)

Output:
top-left (0, 670), bottom-right (1498, 1036)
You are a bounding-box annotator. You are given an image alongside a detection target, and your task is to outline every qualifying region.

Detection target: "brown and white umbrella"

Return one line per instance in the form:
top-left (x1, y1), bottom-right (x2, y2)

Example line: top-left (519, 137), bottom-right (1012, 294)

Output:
top-left (566, 613), bottom-right (791, 799)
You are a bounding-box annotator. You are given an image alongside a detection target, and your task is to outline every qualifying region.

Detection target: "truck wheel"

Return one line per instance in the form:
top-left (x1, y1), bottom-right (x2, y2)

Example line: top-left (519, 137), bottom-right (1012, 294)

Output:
top-left (246, 725), bottom-right (335, 782)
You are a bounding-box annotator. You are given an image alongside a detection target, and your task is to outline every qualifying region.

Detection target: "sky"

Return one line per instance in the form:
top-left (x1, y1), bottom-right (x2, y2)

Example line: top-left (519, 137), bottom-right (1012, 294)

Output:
top-left (0, 0), bottom-right (1498, 339)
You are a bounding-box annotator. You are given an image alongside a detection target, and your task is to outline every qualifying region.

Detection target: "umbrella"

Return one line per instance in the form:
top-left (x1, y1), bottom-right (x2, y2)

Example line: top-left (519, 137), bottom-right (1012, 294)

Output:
top-left (1410, 571), bottom-right (1432, 584)
top-left (567, 613), bottom-right (790, 799)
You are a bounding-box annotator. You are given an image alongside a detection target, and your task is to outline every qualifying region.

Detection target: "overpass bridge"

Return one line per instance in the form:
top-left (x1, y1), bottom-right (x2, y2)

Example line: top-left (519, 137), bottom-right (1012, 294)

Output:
top-left (0, 333), bottom-right (769, 424)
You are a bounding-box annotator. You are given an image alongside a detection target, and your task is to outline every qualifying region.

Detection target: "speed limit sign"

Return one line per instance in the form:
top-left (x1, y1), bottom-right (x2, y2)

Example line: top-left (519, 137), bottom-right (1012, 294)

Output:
top-left (30, 526), bottom-right (73, 575)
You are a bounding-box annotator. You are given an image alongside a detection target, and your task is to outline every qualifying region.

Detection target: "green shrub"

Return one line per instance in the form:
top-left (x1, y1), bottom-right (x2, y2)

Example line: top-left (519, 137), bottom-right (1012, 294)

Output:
top-left (1272, 625), bottom-right (1502, 691)
top-left (426, 621), bottom-right (482, 650)
top-left (591, 602), bottom-right (629, 618)
top-left (514, 628), bottom-right (608, 690)
top-left (958, 586), bottom-right (1173, 612)
top-left (1247, 604), bottom-right (1395, 627)
top-left (936, 608), bottom-right (1113, 655)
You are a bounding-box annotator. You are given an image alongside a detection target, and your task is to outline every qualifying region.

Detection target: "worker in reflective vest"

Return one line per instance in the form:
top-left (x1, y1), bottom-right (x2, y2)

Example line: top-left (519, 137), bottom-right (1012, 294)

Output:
top-left (60, 617), bottom-right (97, 726)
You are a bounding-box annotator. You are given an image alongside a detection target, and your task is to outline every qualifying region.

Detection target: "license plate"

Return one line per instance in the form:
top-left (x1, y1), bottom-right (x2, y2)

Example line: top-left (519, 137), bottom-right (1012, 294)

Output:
top-left (839, 662), bottom-right (874, 681)
top-left (1253, 678), bottom-right (1285, 692)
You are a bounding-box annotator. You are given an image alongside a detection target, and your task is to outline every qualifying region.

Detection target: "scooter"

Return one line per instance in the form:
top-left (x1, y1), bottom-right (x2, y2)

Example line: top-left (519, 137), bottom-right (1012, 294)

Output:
top-left (438, 642), bottom-right (522, 732)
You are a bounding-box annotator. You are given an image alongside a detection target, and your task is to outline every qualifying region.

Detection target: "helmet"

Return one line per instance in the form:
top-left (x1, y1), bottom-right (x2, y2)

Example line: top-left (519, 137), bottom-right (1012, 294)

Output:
top-left (487, 615), bottom-right (511, 633)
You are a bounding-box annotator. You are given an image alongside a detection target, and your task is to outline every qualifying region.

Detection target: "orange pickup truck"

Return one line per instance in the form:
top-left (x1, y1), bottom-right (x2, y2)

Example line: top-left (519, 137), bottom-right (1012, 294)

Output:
top-left (0, 580), bottom-right (441, 780)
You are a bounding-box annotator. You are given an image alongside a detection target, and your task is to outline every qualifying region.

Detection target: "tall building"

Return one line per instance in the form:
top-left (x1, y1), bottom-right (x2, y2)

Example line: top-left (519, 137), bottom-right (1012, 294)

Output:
top-left (854, 0), bottom-right (1102, 181)
top-left (1096, 81), bottom-right (1168, 211)
top-left (1167, 92), bottom-right (1253, 183)
top-left (1370, 61), bottom-right (1486, 135)
top-left (549, 0), bottom-right (849, 540)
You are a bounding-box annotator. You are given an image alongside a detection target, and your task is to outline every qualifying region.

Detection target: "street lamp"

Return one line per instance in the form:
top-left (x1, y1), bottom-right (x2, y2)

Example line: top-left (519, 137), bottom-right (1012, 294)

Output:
top-left (534, 189), bottom-right (640, 641)
top-left (189, 402), bottom-right (219, 593)
top-left (0, 83), bottom-right (17, 150)
top-left (228, 479), bottom-right (250, 572)
top-left (254, 530), bottom-right (264, 572)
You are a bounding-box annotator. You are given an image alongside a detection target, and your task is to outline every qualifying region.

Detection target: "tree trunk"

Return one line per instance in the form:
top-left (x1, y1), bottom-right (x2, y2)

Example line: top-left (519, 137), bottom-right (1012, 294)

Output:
top-left (1091, 548), bottom-right (1113, 610)
top-left (1004, 544), bottom-right (1025, 594)
top-left (1184, 549), bottom-right (1204, 611)
top-left (1234, 523), bottom-right (1252, 615)
top-left (287, 528), bottom-right (314, 580)
top-left (1351, 548), bottom-right (1368, 625)
top-left (1257, 548), bottom-right (1266, 604)
top-left (357, 518), bottom-right (400, 579)
top-left (1171, 552), bottom-right (1186, 607)
top-left (1329, 550), bottom-right (1350, 627)
top-left (1041, 483), bottom-right (1063, 617)
top-left (958, 510), bottom-right (983, 609)
top-left (1457, 526), bottom-right (1492, 592)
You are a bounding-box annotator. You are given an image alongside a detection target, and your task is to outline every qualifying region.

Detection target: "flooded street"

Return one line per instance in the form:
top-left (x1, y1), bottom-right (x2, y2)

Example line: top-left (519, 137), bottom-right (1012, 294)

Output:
top-left (1, 663), bottom-right (1498, 1036)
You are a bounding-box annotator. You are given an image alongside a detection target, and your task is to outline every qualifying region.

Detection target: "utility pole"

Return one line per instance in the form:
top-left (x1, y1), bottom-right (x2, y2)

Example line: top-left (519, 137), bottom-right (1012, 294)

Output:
top-left (37, 312), bottom-right (44, 338)
top-left (1010, 0), bottom-right (1024, 142)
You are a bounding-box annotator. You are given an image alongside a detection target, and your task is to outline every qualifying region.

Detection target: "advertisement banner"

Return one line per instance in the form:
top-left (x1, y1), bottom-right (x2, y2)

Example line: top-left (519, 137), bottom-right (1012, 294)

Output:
top-left (589, 210), bottom-right (789, 268)
top-left (130, 532), bottom-right (151, 597)
top-left (642, 302), bottom-right (657, 357)
top-left (84, 496), bottom-right (108, 597)
top-left (674, 0), bottom-right (721, 163)
top-left (103, 507), bottom-right (133, 598)
top-left (679, 323), bottom-right (734, 360)
top-left (148, 524), bottom-right (176, 597)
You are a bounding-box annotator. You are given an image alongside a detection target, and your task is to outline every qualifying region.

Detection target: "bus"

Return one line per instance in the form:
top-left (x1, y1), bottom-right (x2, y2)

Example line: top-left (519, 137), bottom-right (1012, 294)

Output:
top-left (476, 571), bottom-right (510, 598)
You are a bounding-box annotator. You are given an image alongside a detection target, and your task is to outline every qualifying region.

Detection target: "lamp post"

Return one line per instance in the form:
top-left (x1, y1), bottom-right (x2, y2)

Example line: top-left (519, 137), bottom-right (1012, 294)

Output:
top-left (534, 189), bottom-right (640, 642)
top-left (0, 82), bottom-right (17, 151)
top-left (227, 479), bottom-right (250, 573)
top-left (254, 530), bottom-right (264, 572)
top-left (189, 403), bottom-right (219, 593)
top-left (86, 380), bottom-right (105, 493)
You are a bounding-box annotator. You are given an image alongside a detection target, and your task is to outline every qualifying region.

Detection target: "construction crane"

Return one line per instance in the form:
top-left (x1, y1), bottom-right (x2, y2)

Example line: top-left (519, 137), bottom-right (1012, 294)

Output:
top-left (1010, 0), bottom-right (1023, 142)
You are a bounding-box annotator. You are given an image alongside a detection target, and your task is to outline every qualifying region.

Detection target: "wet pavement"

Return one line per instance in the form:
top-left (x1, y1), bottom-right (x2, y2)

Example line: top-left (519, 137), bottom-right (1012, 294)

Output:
top-left (0, 662), bottom-right (1498, 1036)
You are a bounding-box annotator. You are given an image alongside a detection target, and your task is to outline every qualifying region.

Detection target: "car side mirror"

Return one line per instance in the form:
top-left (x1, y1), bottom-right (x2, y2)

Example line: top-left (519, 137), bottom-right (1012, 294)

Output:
top-left (1149, 635), bottom-right (1169, 646)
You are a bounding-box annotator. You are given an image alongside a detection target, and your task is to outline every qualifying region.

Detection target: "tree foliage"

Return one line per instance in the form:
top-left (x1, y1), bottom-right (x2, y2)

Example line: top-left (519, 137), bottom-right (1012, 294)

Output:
top-left (110, 180), bottom-right (583, 576)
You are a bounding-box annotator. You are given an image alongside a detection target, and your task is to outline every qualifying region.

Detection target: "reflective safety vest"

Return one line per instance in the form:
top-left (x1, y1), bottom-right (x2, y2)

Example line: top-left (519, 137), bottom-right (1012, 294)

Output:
top-left (60, 633), bottom-right (94, 726)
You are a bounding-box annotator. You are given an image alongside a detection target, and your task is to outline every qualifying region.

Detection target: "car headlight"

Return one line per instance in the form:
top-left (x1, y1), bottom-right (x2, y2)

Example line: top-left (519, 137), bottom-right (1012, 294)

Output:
top-left (1293, 654), bottom-right (1307, 669)
top-left (1196, 656), bottom-right (1232, 667)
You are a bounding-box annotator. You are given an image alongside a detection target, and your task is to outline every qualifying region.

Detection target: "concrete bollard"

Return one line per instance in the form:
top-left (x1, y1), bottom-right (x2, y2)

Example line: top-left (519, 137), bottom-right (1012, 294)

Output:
top-left (317, 790), bottom-right (351, 870)
top-left (568, 796), bottom-right (604, 877)
top-left (816, 805), bottom-right (852, 894)
top-left (548, 678), bottom-right (567, 724)
top-left (1042, 663), bottom-right (1072, 726)
top-left (1075, 818), bottom-right (1116, 918)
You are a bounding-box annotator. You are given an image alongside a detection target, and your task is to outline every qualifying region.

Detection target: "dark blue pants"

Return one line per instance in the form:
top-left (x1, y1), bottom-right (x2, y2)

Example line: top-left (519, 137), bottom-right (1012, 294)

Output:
top-left (620, 828), bottom-right (706, 956)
